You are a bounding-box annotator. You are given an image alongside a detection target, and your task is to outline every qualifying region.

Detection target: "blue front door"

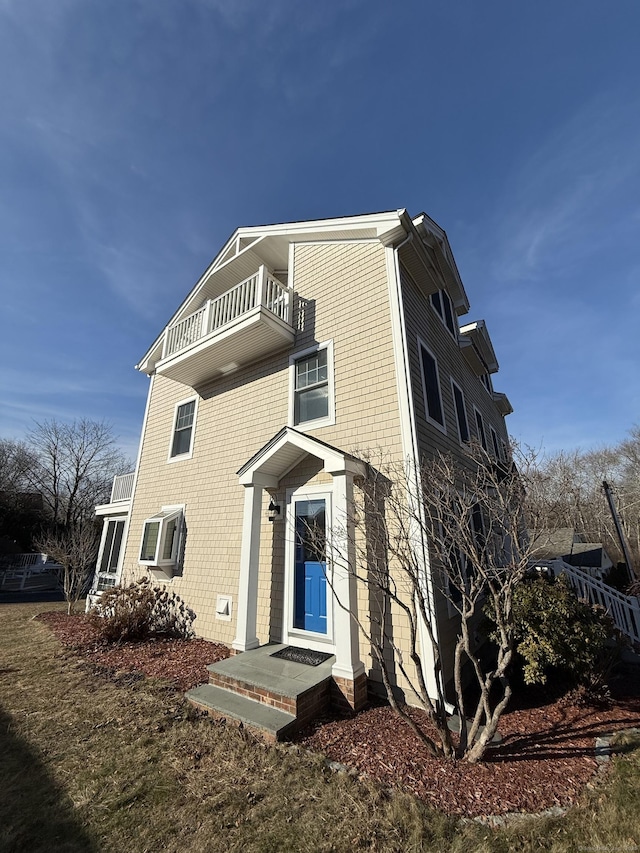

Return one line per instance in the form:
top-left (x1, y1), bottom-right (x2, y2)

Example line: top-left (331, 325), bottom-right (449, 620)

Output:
top-left (293, 498), bottom-right (327, 634)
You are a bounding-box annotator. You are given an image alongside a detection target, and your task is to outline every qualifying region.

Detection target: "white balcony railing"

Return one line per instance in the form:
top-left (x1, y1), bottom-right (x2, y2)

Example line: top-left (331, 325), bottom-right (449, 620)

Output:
top-left (542, 559), bottom-right (640, 644)
top-left (110, 472), bottom-right (135, 503)
top-left (163, 266), bottom-right (291, 359)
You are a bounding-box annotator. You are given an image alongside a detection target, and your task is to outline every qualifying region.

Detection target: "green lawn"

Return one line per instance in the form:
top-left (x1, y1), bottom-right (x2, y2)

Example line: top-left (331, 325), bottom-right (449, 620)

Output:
top-left (1, 601), bottom-right (638, 853)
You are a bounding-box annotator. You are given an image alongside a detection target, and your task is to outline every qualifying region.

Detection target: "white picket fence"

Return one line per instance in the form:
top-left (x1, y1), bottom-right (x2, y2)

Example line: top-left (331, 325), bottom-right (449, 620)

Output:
top-left (163, 266), bottom-right (291, 358)
top-left (541, 558), bottom-right (640, 644)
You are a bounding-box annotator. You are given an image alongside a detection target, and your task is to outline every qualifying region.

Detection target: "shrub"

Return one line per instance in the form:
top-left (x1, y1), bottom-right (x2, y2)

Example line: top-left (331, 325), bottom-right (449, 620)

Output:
top-left (91, 577), bottom-right (196, 643)
top-left (508, 574), bottom-right (616, 688)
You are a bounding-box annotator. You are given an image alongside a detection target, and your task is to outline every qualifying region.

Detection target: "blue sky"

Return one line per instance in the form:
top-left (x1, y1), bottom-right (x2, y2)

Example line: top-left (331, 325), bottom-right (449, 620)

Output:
top-left (1, 0), bottom-right (638, 461)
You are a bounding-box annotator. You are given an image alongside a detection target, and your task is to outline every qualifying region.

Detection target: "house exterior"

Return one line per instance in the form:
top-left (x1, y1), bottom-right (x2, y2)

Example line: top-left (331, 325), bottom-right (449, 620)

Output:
top-left (91, 209), bottom-right (512, 712)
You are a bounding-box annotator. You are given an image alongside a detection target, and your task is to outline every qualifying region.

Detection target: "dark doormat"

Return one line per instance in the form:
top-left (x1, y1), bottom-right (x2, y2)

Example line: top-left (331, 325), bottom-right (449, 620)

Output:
top-left (270, 646), bottom-right (333, 666)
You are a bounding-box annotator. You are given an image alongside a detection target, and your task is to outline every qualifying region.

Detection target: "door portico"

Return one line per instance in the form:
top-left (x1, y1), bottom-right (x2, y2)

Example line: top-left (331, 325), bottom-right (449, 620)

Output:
top-left (233, 427), bottom-right (365, 689)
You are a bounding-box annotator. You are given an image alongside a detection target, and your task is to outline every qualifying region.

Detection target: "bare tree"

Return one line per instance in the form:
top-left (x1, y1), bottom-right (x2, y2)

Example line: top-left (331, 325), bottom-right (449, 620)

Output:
top-left (528, 428), bottom-right (640, 576)
top-left (0, 439), bottom-right (44, 551)
top-left (36, 522), bottom-right (101, 614)
top-left (321, 442), bottom-right (546, 763)
top-left (26, 419), bottom-right (130, 528)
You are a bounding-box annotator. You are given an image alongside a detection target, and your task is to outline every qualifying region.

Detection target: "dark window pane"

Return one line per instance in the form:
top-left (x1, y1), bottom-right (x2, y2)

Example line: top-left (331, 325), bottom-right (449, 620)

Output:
top-left (475, 410), bottom-right (487, 449)
top-left (452, 384), bottom-right (469, 442)
top-left (140, 521), bottom-right (160, 561)
top-left (442, 291), bottom-right (456, 335)
top-left (172, 425), bottom-right (192, 456)
top-left (420, 347), bottom-right (443, 426)
top-left (295, 385), bottom-right (329, 424)
top-left (162, 517), bottom-right (178, 561)
top-left (430, 291), bottom-right (443, 317)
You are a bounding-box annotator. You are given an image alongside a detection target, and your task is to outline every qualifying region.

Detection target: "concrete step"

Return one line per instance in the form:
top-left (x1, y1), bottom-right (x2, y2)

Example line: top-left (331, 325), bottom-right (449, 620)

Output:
top-left (186, 683), bottom-right (297, 741)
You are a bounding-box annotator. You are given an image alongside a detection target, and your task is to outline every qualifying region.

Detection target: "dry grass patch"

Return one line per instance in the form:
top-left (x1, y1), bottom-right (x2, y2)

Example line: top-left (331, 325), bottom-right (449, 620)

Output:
top-left (1, 601), bottom-right (639, 853)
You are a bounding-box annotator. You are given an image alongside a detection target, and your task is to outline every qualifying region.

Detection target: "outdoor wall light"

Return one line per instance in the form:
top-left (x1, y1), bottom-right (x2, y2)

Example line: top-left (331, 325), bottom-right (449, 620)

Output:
top-left (267, 499), bottom-right (281, 522)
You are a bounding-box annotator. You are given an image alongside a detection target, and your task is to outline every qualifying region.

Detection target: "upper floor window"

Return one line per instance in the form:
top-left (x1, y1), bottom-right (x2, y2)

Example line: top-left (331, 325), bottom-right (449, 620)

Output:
top-left (430, 289), bottom-right (457, 337)
top-left (451, 379), bottom-right (470, 444)
top-left (479, 373), bottom-right (493, 393)
top-left (169, 398), bottom-right (197, 460)
top-left (490, 425), bottom-right (501, 460)
top-left (474, 408), bottom-right (488, 451)
top-left (419, 341), bottom-right (445, 432)
top-left (290, 341), bottom-right (335, 428)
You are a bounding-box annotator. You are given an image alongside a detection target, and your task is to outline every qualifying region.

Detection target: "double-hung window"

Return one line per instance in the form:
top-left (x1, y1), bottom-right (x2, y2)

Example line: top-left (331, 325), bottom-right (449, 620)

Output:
top-left (430, 289), bottom-right (457, 337)
top-left (451, 379), bottom-right (469, 444)
top-left (170, 399), bottom-right (196, 459)
top-left (139, 507), bottom-right (183, 567)
top-left (419, 341), bottom-right (445, 431)
top-left (474, 408), bottom-right (488, 451)
top-left (490, 425), bottom-right (501, 460)
top-left (290, 342), bottom-right (334, 428)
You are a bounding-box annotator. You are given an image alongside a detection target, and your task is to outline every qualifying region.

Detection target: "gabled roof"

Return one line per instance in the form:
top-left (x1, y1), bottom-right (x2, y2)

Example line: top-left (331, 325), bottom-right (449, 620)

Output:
top-left (136, 210), bottom-right (410, 373)
top-left (412, 213), bottom-right (470, 314)
top-left (136, 209), bottom-right (476, 374)
top-left (237, 427), bottom-right (365, 487)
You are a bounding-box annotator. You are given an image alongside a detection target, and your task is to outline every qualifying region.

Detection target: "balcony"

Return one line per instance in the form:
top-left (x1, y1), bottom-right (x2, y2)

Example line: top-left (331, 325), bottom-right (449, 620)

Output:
top-left (155, 266), bottom-right (295, 388)
top-left (95, 471), bottom-right (135, 516)
top-left (110, 472), bottom-right (135, 503)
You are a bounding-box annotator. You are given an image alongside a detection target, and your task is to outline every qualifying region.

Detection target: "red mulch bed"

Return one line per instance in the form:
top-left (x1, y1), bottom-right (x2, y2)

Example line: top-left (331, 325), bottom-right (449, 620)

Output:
top-left (36, 611), bottom-right (640, 818)
top-left (36, 611), bottom-right (229, 692)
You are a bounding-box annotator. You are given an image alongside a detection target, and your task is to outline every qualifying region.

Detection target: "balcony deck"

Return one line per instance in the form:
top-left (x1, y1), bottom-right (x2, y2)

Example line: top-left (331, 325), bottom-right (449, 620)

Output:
top-left (155, 266), bottom-right (294, 388)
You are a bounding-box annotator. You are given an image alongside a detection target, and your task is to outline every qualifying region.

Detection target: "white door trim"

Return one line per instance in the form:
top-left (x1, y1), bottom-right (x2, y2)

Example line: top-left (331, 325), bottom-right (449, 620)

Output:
top-left (283, 484), bottom-right (335, 652)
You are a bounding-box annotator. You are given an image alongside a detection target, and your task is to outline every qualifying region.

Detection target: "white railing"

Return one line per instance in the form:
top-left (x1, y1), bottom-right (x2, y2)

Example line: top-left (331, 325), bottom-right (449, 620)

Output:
top-left (162, 266), bottom-right (291, 358)
top-left (110, 472), bottom-right (135, 503)
top-left (544, 559), bottom-right (640, 644)
top-left (0, 552), bottom-right (53, 570)
top-left (0, 554), bottom-right (62, 590)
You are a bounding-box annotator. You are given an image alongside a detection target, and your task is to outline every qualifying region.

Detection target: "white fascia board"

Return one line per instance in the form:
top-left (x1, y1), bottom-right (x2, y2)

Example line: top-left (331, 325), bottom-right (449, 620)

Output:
top-left (412, 212), bottom-right (470, 313)
top-left (459, 320), bottom-right (499, 373)
top-left (234, 209), bottom-right (405, 242)
top-left (95, 501), bottom-right (130, 517)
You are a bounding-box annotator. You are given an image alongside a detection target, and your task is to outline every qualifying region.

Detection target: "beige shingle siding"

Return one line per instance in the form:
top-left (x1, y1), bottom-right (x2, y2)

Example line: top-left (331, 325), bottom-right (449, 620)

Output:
top-left (121, 240), bottom-right (405, 646)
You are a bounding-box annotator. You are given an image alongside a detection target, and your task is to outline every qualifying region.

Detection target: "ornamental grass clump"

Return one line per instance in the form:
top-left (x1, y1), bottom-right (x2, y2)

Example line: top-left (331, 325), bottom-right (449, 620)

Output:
top-left (91, 576), bottom-right (196, 643)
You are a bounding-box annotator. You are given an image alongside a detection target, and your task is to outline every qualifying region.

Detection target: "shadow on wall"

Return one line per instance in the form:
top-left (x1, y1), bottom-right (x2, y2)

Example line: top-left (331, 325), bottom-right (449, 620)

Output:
top-left (0, 704), bottom-right (99, 852)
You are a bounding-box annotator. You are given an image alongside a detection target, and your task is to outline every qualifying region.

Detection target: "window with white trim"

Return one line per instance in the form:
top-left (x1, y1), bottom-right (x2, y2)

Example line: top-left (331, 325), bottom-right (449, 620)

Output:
top-left (139, 508), bottom-right (183, 566)
top-left (290, 342), bottom-right (334, 428)
top-left (480, 373), bottom-right (493, 393)
top-left (419, 342), bottom-right (445, 431)
top-left (490, 425), bottom-right (501, 460)
top-left (430, 289), bottom-right (457, 337)
top-left (451, 379), bottom-right (469, 444)
top-left (96, 518), bottom-right (126, 591)
top-left (169, 399), bottom-right (196, 459)
top-left (474, 408), bottom-right (488, 451)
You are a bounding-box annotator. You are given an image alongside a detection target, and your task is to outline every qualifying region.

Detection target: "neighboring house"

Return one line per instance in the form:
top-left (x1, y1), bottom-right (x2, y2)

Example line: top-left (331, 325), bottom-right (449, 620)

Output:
top-left (90, 209), bottom-right (512, 717)
top-left (530, 527), bottom-right (614, 577)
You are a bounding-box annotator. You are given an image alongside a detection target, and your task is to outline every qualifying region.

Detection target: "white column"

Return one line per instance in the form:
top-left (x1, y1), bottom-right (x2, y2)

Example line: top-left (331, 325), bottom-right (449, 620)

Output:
top-left (232, 483), bottom-right (263, 652)
top-left (330, 471), bottom-right (365, 680)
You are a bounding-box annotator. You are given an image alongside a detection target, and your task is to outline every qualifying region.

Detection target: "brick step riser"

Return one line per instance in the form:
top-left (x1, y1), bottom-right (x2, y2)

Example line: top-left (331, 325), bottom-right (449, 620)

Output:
top-left (208, 670), bottom-right (332, 722)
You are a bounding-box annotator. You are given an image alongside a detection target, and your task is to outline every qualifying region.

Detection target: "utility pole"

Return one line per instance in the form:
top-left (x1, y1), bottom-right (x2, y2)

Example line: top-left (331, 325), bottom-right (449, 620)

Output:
top-left (602, 480), bottom-right (636, 582)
